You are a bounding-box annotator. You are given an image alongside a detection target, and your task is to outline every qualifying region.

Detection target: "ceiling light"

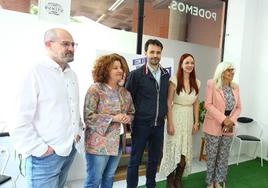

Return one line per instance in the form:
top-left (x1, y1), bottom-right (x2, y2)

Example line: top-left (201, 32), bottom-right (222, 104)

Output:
top-left (96, 14), bottom-right (106, 23)
top-left (108, 0), bottom-right (125, 11)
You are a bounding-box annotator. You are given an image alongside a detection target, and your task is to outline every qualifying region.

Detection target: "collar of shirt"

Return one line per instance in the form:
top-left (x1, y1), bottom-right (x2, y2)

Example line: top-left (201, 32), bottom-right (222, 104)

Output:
top-left (104, 83), bottom-right (119, 91)
top-left (41, 56), bottom-right (71, 72)
top-left (147, 63), bottom-right (160, 73)
top-left (147, 63), bottom-right (161, 85)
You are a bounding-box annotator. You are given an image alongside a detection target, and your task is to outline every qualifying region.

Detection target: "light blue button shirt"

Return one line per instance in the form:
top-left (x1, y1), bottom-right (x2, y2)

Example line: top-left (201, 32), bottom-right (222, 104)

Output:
top-left (147, 64), bottom-right (161, 86)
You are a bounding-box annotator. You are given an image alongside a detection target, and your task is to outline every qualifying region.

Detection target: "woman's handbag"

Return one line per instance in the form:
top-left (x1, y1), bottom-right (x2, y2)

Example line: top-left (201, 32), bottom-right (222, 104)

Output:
top-left (221, 123), bottom-right (234, 133)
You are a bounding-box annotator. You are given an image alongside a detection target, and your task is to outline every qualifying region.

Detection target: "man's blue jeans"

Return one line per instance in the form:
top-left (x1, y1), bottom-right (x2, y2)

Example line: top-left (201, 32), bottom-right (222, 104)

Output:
top-left (127, 124), bottom-right (164, 188)
top-left (25, 144), bottom-right (76, 188)
top-left (84, 149), bottom-right (122, 188)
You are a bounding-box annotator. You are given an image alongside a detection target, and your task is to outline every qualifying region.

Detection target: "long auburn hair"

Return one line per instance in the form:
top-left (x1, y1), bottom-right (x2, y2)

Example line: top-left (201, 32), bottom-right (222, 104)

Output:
top-left (176, 53), bottom-right (199, 95)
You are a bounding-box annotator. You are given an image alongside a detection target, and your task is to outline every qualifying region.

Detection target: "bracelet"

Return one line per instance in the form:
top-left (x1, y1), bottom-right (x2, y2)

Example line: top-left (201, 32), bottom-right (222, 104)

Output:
top-left (194, 122), bottom-right (199, 126)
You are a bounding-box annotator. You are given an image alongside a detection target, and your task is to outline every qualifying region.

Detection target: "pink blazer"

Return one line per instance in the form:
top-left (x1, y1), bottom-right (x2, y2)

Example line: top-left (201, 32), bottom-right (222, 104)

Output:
top-left (202, 79), bottom-right (241, 136)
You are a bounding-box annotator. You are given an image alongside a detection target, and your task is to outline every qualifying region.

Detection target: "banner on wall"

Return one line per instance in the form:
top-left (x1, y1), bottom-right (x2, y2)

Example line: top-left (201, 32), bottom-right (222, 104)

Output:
top-left (38, 0), bottom-right (71, 24)
top-left (96, 50), bottom-right (175, 76)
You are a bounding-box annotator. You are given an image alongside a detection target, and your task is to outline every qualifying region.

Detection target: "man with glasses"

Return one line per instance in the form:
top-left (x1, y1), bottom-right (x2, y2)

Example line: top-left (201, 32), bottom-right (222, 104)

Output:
top-left (126, 39), bottom-right (170, 188)
top-left (10, 28), bottom-right (82, 188)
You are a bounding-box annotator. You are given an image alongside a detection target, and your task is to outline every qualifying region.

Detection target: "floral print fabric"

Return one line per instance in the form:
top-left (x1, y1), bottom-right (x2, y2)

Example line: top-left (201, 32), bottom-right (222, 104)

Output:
top-left (223, 86), bottom-right (235, 111)
top-left (83, 83), bottom-right (134, 156)
top-left (205, 133), bottom-right (232, 184)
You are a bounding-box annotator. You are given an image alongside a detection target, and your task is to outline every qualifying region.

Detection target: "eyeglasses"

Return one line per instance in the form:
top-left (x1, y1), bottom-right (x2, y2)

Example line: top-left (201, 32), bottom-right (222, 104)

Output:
top-left (51, 40), bottom-right (78, 49)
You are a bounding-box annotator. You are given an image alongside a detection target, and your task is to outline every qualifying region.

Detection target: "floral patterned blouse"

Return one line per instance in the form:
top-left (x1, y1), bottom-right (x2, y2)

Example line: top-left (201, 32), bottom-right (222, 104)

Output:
top-left (223, 86), bottom-right (235, 111)
top-left (83, 82), bottom-right (135, 156)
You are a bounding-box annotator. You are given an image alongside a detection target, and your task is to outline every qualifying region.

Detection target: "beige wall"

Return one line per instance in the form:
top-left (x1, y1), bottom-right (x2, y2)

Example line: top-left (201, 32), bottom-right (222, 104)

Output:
top-left (186, 6), bottom-right (225, 48)
top-left (131, 1), bottom-right (225, 48)
top-left (132, 1), bottom-right (169, 38)
top-left (0, 0), bottom-right (30, 13)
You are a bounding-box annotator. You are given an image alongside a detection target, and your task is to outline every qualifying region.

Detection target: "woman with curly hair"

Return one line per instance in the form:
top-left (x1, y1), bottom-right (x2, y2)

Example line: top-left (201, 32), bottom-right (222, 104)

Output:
top-left (83, 53), bottom-right (134, 188)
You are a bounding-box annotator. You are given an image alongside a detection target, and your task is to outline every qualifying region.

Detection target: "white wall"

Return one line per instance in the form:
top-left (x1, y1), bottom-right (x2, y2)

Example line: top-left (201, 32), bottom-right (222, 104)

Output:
top-left (224, 0), bottom-right (268, 159)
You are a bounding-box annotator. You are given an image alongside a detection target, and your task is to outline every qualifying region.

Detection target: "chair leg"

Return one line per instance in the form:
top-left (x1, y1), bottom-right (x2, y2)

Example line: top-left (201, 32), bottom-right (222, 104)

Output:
top-left (12, 180), bottom-right (17, 188)
top-left (252, 141), bottom-right (263, 167)
top-left (237, 140), bottom-right (242, 165)
top-left (260, 141), bottom-right (263, 167)
top-left (253, 142), bottom-right (258, 159)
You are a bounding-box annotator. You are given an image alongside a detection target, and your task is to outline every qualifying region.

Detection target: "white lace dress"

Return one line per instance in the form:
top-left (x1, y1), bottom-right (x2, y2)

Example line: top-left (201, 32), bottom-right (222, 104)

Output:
top-left (159, 76), bottom-right (200, 177)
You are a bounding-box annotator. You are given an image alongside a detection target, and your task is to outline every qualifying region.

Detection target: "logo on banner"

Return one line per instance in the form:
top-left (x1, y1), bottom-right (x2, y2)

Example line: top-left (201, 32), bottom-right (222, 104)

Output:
top-left (38, 0), bottom-right (71, 24)
top-left (132, 57), bottom-right (147, 69)
top-left (169, 0), bottom-right (217, 21)
top-left (133, 57), bottom-right (147, 65)
top-left (44, 3), bottom-right (63, 16)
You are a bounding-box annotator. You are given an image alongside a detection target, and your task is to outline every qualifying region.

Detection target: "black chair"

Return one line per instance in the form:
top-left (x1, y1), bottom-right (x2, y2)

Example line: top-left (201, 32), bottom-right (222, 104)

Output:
top-left (231, 117), bottom-right (263, 167)
top-left (0, 132), bottom-right (12, 186)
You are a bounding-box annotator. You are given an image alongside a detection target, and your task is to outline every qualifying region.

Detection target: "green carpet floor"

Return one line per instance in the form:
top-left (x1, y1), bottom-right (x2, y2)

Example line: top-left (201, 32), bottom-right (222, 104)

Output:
top-left (138, 159), bottom-right (268, 188)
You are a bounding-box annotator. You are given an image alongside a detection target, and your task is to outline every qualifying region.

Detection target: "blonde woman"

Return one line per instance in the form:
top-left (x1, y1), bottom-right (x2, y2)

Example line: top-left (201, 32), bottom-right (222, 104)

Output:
top-left (203, 62), bottom-right (241, 188)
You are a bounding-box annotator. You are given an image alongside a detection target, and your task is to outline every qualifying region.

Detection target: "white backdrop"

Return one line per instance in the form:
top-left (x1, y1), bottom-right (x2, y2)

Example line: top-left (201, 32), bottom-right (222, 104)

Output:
top-left (224, 0), bottom-right (268, 159)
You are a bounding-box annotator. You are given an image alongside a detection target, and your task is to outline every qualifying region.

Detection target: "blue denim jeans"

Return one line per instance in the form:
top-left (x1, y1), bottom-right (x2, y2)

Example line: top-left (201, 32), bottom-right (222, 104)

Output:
top-left (127, 124), bottom-right (164, 188)
top-left (84, 147), bottom-right (122, 188)
top-left (25, 144), bottom-right (76, 188)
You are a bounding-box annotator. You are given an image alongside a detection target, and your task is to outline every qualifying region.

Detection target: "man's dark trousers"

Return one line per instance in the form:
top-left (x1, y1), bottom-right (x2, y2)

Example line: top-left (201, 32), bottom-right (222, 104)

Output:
top-left (127, 123), bottom-right (164, 188)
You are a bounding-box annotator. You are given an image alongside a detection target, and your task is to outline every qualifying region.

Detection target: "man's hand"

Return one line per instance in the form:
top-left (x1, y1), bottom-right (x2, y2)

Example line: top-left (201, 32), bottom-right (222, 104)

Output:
top-left (42, 146), bottom-right (54, 157)
top-left (75, 134), bottom-right (81, 143)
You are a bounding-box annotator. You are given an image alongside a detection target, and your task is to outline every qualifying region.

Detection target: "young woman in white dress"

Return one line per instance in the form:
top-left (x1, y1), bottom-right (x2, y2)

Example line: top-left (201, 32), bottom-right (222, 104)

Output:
top-left (160, 53), bottom-right (200, 188)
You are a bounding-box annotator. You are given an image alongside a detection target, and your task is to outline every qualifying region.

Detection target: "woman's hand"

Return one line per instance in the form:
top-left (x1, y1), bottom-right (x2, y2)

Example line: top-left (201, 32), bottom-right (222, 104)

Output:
top-left (192, 123), bottom-right (199, 134)
top-left (112, 114), bottom-right (131, 124)
top-left (112, 114), bottom-right (124, 122)
top-left (167, 123), bottom-right (175, 136)
top-left (222, 117), bottom-right (234, 133)
top-left (121, 114), bottom-right (131, 124)
top-left (223, 117), bottom-right (234, 126)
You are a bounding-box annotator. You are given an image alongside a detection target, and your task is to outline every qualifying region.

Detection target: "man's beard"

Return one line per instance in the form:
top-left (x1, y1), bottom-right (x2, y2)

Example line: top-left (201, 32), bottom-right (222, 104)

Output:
top-left (62, 53), bottom-right (74, 63)
top-left (149, 57), bottom-right (160, 65)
